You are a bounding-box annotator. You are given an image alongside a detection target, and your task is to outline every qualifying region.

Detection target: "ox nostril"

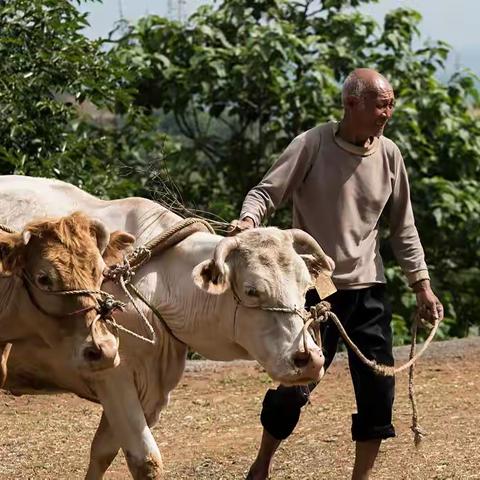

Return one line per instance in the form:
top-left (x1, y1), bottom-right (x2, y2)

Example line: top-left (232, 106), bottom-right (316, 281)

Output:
top-left (293, 350), bottom-right (311, 369)
top-left (84, 346), bottom-right (103, 363)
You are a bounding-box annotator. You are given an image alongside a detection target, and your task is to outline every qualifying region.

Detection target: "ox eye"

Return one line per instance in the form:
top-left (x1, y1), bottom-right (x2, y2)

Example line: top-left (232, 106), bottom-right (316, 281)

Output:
top-left (36, 273), bottom-right (53, 289)
top-left (245, 287), bottom-right (259, 297)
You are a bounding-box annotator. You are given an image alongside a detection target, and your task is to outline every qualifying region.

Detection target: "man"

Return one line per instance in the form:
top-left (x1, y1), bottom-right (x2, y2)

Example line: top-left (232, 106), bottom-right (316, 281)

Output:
top-left (231, 68), bottom-right (444, 480)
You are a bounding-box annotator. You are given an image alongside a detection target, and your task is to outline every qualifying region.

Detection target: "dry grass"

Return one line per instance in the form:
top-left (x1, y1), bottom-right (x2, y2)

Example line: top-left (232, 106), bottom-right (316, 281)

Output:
top-left (1, 338), bottom-right (480, 479)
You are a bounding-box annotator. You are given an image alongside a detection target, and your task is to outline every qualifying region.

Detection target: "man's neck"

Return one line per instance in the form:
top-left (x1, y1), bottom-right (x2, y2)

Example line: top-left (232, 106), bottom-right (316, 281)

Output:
top-left (337, 119), bottom-right (373, 148)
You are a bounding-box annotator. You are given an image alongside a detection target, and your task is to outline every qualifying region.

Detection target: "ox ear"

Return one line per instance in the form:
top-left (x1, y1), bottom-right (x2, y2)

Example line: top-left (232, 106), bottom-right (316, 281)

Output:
top-left (0, 232), bottom-right (24, 275)
top-left (103, 231), bottom-right (136, 267)
top-left (89, 219), bottom-right (111, 254)
top-left (192, 259), bottom-right (231, 295)
top-left (300, 254), bottom-right (333, 277)
top-left (300, 254), bottom-right (337, 299)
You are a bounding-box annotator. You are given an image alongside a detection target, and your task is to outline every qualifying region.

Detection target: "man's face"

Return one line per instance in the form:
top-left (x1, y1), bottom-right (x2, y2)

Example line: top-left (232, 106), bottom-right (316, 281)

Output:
top-left (356, 87), bottom-right (395, 138)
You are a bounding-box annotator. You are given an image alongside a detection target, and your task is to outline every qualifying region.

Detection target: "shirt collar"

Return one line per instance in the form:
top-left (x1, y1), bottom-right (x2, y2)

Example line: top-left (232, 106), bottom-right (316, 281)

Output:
top-left (331, 121), bottom-right (380, 156)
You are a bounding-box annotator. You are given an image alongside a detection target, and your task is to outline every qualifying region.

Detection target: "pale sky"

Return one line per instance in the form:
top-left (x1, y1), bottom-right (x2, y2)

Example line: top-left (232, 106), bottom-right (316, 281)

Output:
top-left (79, 0), bottom-right (480, 75)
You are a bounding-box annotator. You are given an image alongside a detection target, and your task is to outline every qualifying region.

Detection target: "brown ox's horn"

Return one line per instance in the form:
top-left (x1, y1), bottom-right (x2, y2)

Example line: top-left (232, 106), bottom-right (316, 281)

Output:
top-left (90, 218), bottom-right (110, 254)
top-left (213, 236), bottom-right (240, 270)
top-left (287, 229), bottom-right (335, 272)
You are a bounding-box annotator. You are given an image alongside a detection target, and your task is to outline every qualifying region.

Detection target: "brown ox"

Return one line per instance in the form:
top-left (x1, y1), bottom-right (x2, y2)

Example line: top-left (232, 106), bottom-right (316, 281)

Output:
top-left (0, 212), bottom-right (134, 383)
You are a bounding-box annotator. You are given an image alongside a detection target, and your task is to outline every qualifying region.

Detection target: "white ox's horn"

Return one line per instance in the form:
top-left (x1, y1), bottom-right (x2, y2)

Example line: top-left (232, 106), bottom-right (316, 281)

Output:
top-left (212, 236), bottom-right (239, 281)
top-left (287, 229), bottom-right (335, 272)
top-left (192, 236), bottom-right (240, 294)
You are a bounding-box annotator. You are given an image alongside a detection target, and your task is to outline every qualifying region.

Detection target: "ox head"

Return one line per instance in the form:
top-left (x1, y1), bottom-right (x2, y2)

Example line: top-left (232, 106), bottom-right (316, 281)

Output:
top-left (192, 227), bottom-right (335, 386)
top-left (0, 212), bottom-right (135, 373)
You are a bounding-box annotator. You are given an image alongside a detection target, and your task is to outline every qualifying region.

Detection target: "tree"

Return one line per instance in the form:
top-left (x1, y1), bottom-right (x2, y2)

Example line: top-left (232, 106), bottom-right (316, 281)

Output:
top-left (0, 0), bottom-right (170, 198)
top-left (114, 0), bottom-right (480, 340)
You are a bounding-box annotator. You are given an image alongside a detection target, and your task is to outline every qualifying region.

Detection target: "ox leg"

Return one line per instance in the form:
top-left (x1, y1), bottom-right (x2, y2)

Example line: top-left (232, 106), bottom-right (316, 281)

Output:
top-left (0, 343), bottom-right (12, 388)
top-left (85, 413), bottom-right (120, 480)
top-left (95, 375), bottom-right (164, 480)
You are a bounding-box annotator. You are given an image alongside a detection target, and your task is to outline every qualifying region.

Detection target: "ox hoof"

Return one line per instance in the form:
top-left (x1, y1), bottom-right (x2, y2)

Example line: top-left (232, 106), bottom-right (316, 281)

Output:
top-left (125, 452), bottom-right (164, 480)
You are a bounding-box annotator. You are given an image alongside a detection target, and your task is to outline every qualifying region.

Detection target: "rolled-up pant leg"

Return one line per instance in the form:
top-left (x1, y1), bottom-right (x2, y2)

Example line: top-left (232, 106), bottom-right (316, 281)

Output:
top-left (260, 289), bottom-right (356, 440)
top-left (348, 285), bottom-right (396, 441)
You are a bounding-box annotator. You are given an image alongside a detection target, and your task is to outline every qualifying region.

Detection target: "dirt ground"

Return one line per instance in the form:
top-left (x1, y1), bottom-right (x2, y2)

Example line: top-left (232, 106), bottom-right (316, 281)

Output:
top-left (1, 337), bottom-right (479, 480)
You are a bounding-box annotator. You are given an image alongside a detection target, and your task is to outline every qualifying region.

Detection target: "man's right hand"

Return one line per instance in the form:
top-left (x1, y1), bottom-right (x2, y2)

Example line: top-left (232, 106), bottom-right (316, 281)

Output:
top-left (227, 217), bottom-right (255, 236)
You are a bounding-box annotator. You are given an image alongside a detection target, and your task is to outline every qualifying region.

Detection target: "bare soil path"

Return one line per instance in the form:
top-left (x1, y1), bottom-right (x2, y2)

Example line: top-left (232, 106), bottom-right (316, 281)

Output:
top-left (1, 337), bottom-right (479, 479)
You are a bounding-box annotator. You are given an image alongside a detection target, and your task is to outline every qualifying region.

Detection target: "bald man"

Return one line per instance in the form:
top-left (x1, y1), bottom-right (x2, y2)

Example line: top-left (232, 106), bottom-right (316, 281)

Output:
top-left (231, 69), bottom-right (444, 480)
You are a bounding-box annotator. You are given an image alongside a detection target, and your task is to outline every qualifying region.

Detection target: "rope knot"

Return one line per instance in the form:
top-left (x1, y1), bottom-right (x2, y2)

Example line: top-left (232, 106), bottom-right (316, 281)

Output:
top-left (309, 300), bottom-right (331, 322)
top-left (103, 247), bottom-right (152, 286)
top-left (96, 295), bottom-right (126, 318)
top-left (104, 258), bottom-right (135, 284)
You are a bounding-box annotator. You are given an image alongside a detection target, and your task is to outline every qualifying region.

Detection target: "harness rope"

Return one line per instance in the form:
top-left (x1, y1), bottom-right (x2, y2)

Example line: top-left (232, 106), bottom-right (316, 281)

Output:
top-left (103, 217), bottom-right (216, 346)
top-left (0, 224), bottom-right (16, 234)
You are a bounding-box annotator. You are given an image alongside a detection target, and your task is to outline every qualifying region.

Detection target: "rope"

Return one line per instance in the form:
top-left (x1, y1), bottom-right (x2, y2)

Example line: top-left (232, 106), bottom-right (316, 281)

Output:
top-left (0, 224), bottom-right (16, 234)
top-left (317, 304), bottom-right (438, 447)
top-left (103, 218), bottom-right (215, 345)
top-left (236, 295), bottom-right (438, 448)
top-left (323, 308), bottom-right (441, 377)
top-left (126, 217), bottom-right (214, 272)
top-left (409, 317), bottom-right (426, 447)
top-left (117, 275), bottom-right (156, 345)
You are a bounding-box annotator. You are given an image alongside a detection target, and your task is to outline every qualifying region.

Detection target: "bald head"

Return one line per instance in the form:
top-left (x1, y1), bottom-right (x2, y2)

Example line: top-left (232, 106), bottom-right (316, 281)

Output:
top-left (342, 68), bottom-right (392, 105)
top-left (339, 68), bottom-right (395, 141)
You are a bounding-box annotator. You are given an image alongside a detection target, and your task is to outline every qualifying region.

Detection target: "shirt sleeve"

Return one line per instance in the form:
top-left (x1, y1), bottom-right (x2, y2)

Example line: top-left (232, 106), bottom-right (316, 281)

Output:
top-left (240, 133), bottom-right (315, 227)
top-left (388, 148), bottom-right (430, 286)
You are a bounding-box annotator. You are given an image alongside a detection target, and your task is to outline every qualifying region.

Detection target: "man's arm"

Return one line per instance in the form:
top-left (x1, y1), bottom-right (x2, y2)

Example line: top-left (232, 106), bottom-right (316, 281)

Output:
top-left (232, 132), bottom-right (316, 232)
top-left (389, 149), bottom-right (444, 322)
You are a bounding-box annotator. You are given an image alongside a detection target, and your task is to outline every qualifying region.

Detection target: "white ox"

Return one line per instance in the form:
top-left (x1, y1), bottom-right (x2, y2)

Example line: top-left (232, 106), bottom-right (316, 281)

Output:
top-left (0, 175), bottom-right (334, 479)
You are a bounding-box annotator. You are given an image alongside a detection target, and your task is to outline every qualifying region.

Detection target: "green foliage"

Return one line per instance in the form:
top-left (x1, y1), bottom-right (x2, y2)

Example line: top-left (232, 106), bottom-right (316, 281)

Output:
top-left (114, 0), bottom-right (480, 342)
top-left (0, 0), bottom-right (169, 197)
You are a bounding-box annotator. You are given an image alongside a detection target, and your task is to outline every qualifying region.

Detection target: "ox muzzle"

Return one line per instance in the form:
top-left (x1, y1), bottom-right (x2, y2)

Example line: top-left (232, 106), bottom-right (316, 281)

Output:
top-left (22, 274), bottom-right (122, 372)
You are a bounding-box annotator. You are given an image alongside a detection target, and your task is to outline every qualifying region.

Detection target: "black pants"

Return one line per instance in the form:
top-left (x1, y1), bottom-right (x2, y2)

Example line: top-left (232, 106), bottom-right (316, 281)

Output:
top-left (260, 285), bottom-right (396, 442)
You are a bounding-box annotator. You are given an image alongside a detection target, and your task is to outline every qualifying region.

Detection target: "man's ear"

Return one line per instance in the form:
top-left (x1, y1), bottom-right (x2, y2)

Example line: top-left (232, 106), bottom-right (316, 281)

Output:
top-left (192, 259), bottom-right (231, 295)
top-left (102, 231), bottom-right (136, 267)
top-left (0, 231), bottom-right (25, 275)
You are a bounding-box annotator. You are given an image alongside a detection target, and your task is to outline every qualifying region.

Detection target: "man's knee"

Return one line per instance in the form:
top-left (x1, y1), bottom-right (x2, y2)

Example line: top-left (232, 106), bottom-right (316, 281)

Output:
top-left (260, 386), bottom-right (310, 440)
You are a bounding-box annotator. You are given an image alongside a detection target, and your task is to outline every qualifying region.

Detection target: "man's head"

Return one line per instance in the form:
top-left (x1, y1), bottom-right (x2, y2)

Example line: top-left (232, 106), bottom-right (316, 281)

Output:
top-left (342, 68), bottom-right (395, 138)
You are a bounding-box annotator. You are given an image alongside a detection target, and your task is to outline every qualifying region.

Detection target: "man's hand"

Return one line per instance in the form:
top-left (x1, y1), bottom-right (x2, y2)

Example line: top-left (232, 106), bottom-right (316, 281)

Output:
top-left (227, 217), bottom-right (255, 236)
top-left (413, 279), bottom-right (444, 324)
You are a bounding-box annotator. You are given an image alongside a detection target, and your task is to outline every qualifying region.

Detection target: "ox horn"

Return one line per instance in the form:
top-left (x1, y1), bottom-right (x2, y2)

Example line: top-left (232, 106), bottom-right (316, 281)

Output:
top-left (90, 219), bottom-right (110, 254)
top-left (213, 236), bottom-right (240, 272)
top-left (287, 229), bottom-right (335, 272)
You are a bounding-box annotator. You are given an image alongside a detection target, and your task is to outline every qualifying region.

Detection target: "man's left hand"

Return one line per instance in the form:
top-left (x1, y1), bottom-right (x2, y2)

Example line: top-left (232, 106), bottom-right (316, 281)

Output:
top-left (413, 279), bottom-right (444, 324)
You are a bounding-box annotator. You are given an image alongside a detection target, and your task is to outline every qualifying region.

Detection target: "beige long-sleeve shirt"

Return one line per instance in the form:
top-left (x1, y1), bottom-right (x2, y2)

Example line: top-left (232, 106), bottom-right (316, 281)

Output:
top-left (240, 122), bottom-right (429, 289)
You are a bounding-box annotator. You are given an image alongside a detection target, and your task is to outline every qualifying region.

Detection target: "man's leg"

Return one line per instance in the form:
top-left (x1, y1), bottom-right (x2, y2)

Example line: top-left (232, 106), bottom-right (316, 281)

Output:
top-left (352, 439), bottom-right (381, 480)
top-left (247, 290), bottom-right (354, 480)
top-left (347, 285), bottom-right (396, 480)
top-left (246, 420), bottom-right (286, 480)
